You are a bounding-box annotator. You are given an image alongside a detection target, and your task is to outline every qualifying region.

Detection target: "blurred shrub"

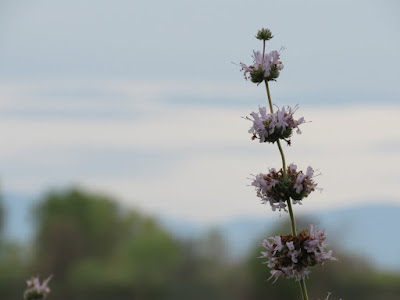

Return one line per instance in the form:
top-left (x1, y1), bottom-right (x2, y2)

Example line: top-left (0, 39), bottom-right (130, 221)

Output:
top-left (32, 188), bottom-right (183, 299)
top-left (1, 188), bottom-right (399, 299)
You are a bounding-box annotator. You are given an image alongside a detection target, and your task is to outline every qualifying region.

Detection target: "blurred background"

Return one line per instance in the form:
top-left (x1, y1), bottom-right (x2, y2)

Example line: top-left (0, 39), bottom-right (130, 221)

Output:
top-left (0, 0), bottom-right (399, 299)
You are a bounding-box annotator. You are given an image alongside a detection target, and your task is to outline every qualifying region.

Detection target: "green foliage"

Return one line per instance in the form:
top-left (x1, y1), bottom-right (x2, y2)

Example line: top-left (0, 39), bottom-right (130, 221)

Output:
top-left (1, 188), bottom-right (400, 299)
top-left (0, 242), bottom-right (30, 299)
top-left (33, 189), bottom-right (122, 278)
top-left (32, 188), bottom-right (185, 299)
top-left (0, 192), bottom-right (4, 240)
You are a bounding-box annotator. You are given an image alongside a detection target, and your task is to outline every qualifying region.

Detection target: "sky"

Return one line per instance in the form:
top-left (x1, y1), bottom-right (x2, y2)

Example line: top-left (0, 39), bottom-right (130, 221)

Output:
top-left (0, 0), bottom-right (399, 232)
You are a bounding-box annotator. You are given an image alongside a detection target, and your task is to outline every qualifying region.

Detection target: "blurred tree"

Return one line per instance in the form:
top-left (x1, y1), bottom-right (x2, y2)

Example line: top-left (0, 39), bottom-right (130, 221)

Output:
top-left (196, 228), bottom-right (227, 263)
top-left (0, 187), bottom-right (30, 299)
top-left (0, 241), bottom-right (29, 299)
top-left (164, 230), bottom-right (240, 300)
top-left (34, 188), bottom-right (122, 278)
top-left (32, 188), bottom-right (184, 300)
top-left (0, 188), bottom-right (396, 300)
top-left (0, 189), bottom-right (4, 242)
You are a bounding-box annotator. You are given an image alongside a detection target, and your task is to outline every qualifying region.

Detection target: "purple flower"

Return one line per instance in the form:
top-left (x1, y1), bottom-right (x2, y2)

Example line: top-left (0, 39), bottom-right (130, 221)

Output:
top-left (246, 106), bottom-right (305, 144)
top-left (260, 226), bottom-right (337, 281)
top-left (251, 164), bottom-right (320, 211)
top-left (25, 275), bottom-right (52, 300)
top-left (239, 48), bottom-right (284, 83)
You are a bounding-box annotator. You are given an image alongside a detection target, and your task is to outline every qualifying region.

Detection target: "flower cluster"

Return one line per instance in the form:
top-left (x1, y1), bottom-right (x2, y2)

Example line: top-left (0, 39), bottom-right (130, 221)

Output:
top-left (252, 164), bottom-right (318, 211)
top-left (240, 49), bottom-right (284, 83)
top-left (246, 106), bottom-right (305, 143)
top-left (260, 226), bottom-right (337, 281)
top-left (24, 276), bottom-right (52, 300)
top-left (239, 28), bottom-right (337, 296)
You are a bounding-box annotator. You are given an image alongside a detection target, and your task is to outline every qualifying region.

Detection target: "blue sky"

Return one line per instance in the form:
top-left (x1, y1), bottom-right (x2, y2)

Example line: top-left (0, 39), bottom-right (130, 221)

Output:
top-left (1, 0), bottom-right (399, 86)
top-left (0, 0), bottom-right (400, 233)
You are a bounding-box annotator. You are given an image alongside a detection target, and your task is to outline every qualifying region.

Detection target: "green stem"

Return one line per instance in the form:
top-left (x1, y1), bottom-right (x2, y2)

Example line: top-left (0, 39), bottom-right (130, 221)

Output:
top-left (286, 189), bottom-right (297, 235)
top-left (300, 278), bottom-right (309, 300)
top-left (264, 80), bottom-right (274, 113)
top-left (262, 40), bottom-right (266, 67)
top-left (264, 80), bottom-right (309, 300)
top-left (276, 140), bottom-right (287, 176)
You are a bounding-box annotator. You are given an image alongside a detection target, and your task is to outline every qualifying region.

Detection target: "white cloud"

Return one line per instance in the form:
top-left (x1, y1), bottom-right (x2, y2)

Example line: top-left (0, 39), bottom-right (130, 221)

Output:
top-left (1, 80), bottom-right (399, 223)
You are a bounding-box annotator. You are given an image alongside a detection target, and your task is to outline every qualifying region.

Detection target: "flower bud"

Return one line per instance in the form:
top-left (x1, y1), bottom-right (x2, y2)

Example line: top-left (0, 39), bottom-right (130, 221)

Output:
top-left (24, 289), bottom-right (48, 300)
top-left (249, 67), bottom-right (265, 84)
top-left (256, 28), bottom-right (273, 41)
top-left (265, 64), bottom-right (280, 81)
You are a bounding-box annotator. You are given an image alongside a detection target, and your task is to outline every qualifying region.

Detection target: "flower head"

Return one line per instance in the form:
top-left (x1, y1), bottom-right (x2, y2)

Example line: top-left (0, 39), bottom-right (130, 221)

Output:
top-left (256, 28), bottom-right (274, 41)
top-left (246, 105), bottom-right (305, 144)
top-left (24, 275), bottom-right (52, 300)
top-left (260, 226), bottom-right (337, 281)
top-left (239, 48), bottom-right (284, 83)
top-left (251, 164), bottom-right (319, 211)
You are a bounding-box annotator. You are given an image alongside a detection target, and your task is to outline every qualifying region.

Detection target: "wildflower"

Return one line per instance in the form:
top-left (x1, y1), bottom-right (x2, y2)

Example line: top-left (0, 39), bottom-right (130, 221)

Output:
top-left (251, 164), bottom-right (319, 211)
top-left (260, 226), bottom-right (337, 281)
top-left (239, 48), bottom-right (284, 83)
top-left (246, 106), bottom-right (305, 144)
top-left (24, 275), bottom-right (52, 300)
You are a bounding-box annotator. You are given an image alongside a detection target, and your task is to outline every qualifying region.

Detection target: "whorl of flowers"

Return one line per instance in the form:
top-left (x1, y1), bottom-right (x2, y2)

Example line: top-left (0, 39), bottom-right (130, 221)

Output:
top-left (240, 48), bottom-right (284, 83)
top-left (24, 276), bottom-right (52, 300)
top-left (246, 106), bottom-right (305, 144)
top-left (252, 164), bottom-right (319, 211)
top-left (260, 225), bottom-right (337, 281)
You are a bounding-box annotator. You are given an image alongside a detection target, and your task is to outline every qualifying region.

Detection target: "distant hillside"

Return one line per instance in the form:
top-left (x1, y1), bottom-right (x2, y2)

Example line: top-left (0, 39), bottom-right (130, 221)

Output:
top-left (160, 204), bottom-right (400, 272)
top-left (4, 192), bottom-right (400, 271)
